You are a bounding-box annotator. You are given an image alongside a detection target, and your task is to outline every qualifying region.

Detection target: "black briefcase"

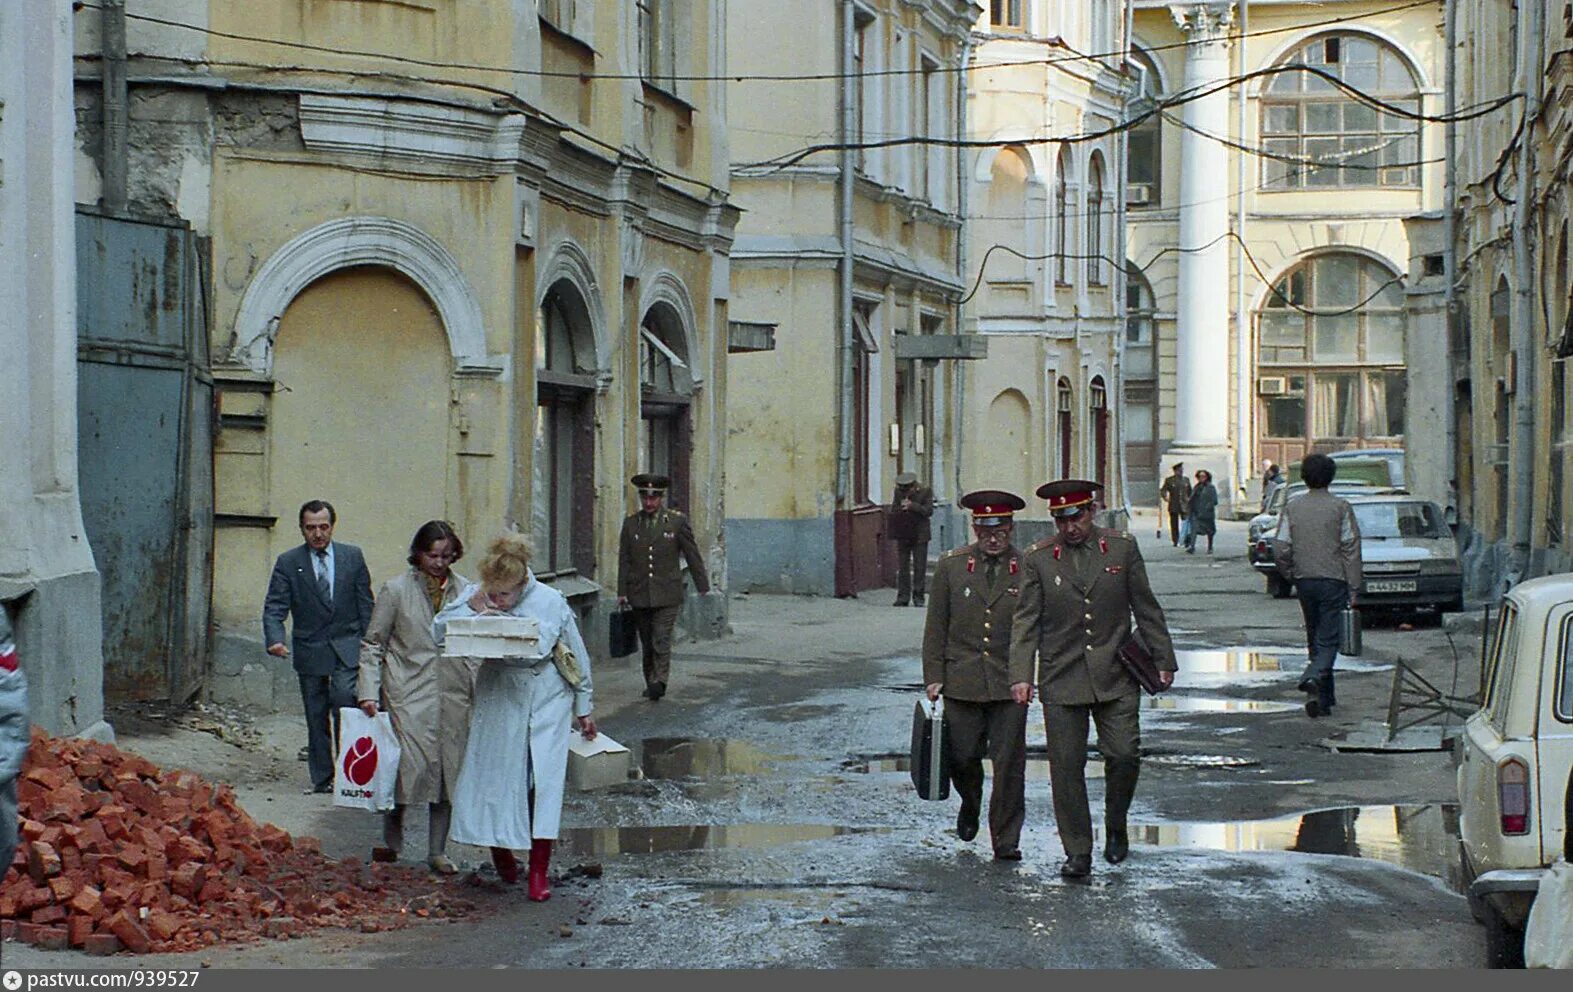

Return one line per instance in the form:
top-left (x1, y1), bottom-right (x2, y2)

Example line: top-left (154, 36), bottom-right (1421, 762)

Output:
top-left (1116, 631), bottom-right (1168, 696)
top-left (608, 608), bottom-right (638, 659)
top-left (909, 699), bottom-right (951, 800)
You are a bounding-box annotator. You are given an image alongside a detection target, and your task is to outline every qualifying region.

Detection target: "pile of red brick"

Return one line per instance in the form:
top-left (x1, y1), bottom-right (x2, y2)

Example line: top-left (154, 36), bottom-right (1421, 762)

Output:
top-left (1, 729), bottom-right (475, 955)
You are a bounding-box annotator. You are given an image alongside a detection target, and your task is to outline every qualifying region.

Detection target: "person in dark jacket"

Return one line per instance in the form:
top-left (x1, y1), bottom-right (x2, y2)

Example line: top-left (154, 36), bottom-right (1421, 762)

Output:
top-left (889, 472), bottom-right (935, 606)
top-left (1185, 470), bottom-right (1219, 555)
top-left (617, 473), bottom-right (710, 701)
top-left (1158, 463), bottom-right (1192, 546)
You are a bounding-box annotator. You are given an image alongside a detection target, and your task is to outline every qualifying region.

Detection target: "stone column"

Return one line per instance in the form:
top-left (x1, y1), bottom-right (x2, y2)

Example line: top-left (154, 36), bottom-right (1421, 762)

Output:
top-left (0, 5), bottom-right (109, 737)
top-left (1164, 3), bottom-right (1237, 509)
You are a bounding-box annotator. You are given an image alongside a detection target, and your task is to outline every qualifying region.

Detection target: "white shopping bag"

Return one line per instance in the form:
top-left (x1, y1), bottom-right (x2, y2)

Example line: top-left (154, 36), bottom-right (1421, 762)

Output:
top-left (333, 708), bottom-right (401, 812)
top-left (1525, 860), bottom-right (1573, 969)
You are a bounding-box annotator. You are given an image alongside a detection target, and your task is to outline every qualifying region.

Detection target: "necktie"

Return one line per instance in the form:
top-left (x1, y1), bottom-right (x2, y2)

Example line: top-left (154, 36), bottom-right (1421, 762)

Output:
top-left (314, 550), bottom-right (331, 600)
top-left (985, 556), bottom-right (1000, 588)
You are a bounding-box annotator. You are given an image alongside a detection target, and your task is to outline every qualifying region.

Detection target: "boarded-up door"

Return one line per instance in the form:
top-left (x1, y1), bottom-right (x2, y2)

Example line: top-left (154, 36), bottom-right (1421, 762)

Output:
top-left (76, 210), bottom-right (214, 703)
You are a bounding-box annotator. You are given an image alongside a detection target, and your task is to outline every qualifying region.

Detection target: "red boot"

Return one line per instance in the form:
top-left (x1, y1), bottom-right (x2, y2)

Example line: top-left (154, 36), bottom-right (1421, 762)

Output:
top-left (490, 846), bottom-right (520, 884)
top-left (527, 838), bottom-right (553, 902)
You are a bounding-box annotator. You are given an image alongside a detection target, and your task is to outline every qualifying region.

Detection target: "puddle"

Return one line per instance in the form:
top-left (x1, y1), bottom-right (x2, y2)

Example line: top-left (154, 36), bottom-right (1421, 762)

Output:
top-left (631, 737), bottom-right (793, 781)
top-left (558, 824), bottom-right (886, 855)
top-left (1122, 803), bottom-right (1464, 888)
top-left (1143, 696), bottom-right (1300, 714)
top-left (847, 749), bottom-right (1258, 775)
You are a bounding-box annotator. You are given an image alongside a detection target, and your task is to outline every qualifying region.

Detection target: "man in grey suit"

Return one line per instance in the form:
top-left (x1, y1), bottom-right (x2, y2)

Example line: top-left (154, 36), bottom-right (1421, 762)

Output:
top-left (264, 500), bottom-right (375, 794)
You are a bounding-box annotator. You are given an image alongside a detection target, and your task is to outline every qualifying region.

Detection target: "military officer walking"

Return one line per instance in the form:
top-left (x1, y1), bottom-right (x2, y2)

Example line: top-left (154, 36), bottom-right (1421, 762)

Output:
top-left (922, 489), bottom-right (1030, 860)
top-left (1009, 480), bottom-right (1178, 878)
top-left (617, 473), bottom-right (710, 700)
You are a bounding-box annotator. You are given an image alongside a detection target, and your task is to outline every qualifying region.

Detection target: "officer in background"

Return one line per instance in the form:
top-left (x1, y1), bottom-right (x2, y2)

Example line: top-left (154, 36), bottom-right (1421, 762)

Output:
top-left (1009, 480), bottom-right (1177, 878)
top-left (617, 473), bottom-right (710, 701)
top-left (888, 472), bottom-right (934, 607)
top-left (922, 489), bottom-right (1029, 861)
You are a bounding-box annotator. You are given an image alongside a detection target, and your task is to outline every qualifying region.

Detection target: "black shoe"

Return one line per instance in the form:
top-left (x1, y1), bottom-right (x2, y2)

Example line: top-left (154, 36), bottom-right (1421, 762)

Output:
top-left (650, 681), bottom-right (666, 701)
top-left (893, 599), bottom-right (909, 607)
top-left (1305, 699), bottom-right (1323, 719)
top-left (1297, 674), bottom-right (1318, 694)
top-left (993, 846), bottom-right (1022, 861)
top-left (1060, 854), bottom-right (1092, 878)
top-left (956, 805), bottom-right (979, 842)
top-left (912, 597), bottom-right (925, 607)
top-left (643, 684), bottom-right (657, 700)
top-left (1104, 828), bottom-right (1129, 865)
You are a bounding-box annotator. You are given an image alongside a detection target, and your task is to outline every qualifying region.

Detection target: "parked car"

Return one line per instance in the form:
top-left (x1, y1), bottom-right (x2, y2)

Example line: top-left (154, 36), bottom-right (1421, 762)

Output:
top-left (1457, 575), bottom-right (1573, 967)
top-left (1330, 447), bottom-right (1405, 488)
top-left (1344, 494), bottom-right (1464, 617)
top-left (1289, 455), bottom-right (1398, 488)
top-left (1247, 481), bottom-right (1395, 597)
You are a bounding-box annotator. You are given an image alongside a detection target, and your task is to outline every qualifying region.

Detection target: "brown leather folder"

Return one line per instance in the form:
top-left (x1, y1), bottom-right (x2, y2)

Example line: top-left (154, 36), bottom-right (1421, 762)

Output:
top-left (1117, 631), bottom-right (1168, 695)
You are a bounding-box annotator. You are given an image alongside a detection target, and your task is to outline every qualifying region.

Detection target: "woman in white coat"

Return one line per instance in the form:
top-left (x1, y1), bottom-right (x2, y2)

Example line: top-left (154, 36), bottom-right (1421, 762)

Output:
top-left (432, 533), bottom-right (597, 901)
top-left (356, 520), bottom-right (476, 873)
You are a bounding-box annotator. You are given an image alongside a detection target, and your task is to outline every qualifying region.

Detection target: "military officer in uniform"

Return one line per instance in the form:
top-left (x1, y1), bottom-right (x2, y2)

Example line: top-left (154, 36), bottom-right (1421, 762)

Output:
top-left (923, 489), bottom-right (1030, 860)
top-left (617, 473), bottom-right (710, 700)
top-left (1009, 479), bottom-right (1178, 878)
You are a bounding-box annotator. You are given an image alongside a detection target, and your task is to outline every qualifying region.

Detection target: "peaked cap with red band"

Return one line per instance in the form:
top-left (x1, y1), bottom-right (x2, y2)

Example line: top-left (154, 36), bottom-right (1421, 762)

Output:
top-left (1035, 478), bottom-right (1101, 518)
top-left (958, 488), bottom-right (1025, 528)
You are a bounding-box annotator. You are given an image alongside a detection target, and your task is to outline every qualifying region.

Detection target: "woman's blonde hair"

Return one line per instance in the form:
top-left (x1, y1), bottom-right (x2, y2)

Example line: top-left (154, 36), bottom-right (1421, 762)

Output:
top-left (478, 533), bottom-right (532, 591)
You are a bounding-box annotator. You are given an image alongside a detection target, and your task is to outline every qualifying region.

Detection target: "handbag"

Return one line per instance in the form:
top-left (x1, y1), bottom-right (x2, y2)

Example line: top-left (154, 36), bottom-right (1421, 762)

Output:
top-left (608, 607), bottom-right (638, 659)
top-left (1116, 631), bottom-right (1168, 696)
top-left (333, 708), bottom-right (401, 812)
top-left (908, 698), bottom-right (951, 800)
top-left (552, 639), bottom-right (584, 688)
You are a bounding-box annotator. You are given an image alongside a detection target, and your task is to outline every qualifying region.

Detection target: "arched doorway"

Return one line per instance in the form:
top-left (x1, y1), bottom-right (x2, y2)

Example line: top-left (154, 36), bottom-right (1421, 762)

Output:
top-left (987, 389), bottom-right (1033, 501)
top-left (639, 302), bottom-right (694, 510)
top-left (534, 279), bottom-right (599, 577)
top-left (270, 265), bottom-right (450, 587)
top-left (1255, 252), bottom-right (1406, 467)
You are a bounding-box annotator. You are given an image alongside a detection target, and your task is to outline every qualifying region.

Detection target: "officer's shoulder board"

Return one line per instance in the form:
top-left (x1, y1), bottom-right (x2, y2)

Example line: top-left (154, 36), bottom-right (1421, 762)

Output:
top-left (1027, 536), bottom-right (1057, 554)
top-left (940, 545), bottom-right (971, 561)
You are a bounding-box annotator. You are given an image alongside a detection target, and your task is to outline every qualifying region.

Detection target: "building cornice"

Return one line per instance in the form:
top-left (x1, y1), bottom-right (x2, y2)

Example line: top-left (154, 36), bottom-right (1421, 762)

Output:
top-left (297, 93), bottom-right (525, 176)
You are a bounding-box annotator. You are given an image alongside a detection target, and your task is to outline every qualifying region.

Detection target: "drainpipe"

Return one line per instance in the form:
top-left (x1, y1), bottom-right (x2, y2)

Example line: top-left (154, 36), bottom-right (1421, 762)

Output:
top-left (102, 0), bottom-right (128, 214)
top-left (1509, 0), bottom-right (1541, 582)
top-left (955, 27), bottom-right (974, 507)
top-left (1115, 0), bottom-right (1134, 520)
top-left (1443, 0), bottom-right (1457, 515)
top-left (836, 0), bottom-right (856, 507)
top-left (1233, 0), bottom-right (1250, 500)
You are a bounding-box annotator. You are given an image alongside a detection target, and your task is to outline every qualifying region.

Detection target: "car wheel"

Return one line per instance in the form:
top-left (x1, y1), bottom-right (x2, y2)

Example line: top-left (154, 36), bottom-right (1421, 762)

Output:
top-left (1483, 902), bottom-right (1526, 969)
top-left (1266, 573), bottom-right (1292, 599)
top-left (1445, 596), bottom-right (1465, 614)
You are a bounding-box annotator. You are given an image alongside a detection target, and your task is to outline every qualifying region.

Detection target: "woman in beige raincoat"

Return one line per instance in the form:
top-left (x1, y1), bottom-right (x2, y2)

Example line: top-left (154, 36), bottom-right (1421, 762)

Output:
top-left (356, 520), bottom-right (478, 873)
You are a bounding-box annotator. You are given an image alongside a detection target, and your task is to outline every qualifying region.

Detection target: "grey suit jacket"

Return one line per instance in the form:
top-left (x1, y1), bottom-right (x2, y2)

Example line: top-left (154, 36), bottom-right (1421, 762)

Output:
top-left (263, 542), bottom-right (375, 676)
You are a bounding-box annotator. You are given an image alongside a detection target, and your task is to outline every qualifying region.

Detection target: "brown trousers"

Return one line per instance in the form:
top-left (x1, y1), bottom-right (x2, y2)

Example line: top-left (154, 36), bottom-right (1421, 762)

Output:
top-left (1042, 693), bottom-right (1141, 858)
top-left (945, 698), bottom-right (1028, 852)
top-left (632, 604), bottom-right (681, 687)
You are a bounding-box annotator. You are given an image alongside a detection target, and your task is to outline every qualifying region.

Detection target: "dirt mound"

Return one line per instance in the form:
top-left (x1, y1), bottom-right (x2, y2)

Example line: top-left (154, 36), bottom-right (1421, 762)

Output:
top-left (1, 729), bottom-right (476, 954)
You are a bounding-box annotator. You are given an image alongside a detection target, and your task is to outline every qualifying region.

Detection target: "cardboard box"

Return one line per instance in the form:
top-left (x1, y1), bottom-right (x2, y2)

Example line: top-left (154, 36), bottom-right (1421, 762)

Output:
top-left (566, 731), bottom-right (631, 791)
top-left (442, 615), bottom-right (541, 658)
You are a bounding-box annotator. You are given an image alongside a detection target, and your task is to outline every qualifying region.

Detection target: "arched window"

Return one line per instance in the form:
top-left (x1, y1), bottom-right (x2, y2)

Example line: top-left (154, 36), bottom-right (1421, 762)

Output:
top-left (1089, 375), bottom-right (1109, 490)
top-left (1256, 252), bottom-right (1406, 464)
top-left (1261, 33), bottom-right (1421, 189)
top-left (1124, 269), bottom-right (1159, 487)
top-left (1086, 152), bottom-right (1105, 286)
top-left (1127, 47), bottom-right (1162, 207)
top-left (640, 302), bottom-right (694, 510)
top-left (534, 281), bottom-right (600, 576)
top-left (1054, 145), bottom-right (1071, 286)
top-left (1056, 377), bottom-right (1074, 476)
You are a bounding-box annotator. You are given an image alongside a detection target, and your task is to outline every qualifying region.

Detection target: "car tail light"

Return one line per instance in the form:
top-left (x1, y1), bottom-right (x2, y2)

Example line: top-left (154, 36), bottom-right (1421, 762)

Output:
top-left (1497, 757), bottom-right (1531, 835)
top-left (1255, 540), bottom-right (1268, 553)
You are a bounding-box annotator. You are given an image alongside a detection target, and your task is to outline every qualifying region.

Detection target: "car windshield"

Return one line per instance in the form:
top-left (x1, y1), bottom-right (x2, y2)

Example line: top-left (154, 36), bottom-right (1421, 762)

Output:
top-left (1352, 502), bottom-right (1445, 539)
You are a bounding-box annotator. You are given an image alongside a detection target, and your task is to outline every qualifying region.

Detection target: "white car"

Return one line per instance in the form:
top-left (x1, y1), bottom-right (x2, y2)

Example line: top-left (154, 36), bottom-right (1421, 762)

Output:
top-left (1457, 575), bottom-right (1573, 967)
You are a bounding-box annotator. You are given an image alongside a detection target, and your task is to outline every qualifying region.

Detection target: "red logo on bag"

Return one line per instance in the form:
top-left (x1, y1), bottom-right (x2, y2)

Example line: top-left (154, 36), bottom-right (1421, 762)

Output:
top-left (342, 735), bottom-right (378, 786)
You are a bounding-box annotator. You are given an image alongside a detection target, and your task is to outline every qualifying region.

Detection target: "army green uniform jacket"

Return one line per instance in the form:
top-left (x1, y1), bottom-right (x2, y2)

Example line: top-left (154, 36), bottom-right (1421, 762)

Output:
top-left (617, 508), bottom-right (711, 609)
top-left (1008, 528), bottom-right (1177, 705)
top-left (922, 543), bottom-right (1022, 702)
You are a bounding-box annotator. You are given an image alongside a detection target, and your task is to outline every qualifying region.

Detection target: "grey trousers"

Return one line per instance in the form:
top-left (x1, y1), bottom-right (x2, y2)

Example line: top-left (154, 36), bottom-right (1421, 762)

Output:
top-left (633, 604), bottom-right (681, 687)
top-left (384, 801), bottom-right (453, 858)
top-left (895, 541), bottom-right (929, 603)
top-left (945, 698), bottom-right (1028, 852)
top-left (1043, 693), bottom-right (1142, 858)
top-left (300, 666), bottom-right (359, 790)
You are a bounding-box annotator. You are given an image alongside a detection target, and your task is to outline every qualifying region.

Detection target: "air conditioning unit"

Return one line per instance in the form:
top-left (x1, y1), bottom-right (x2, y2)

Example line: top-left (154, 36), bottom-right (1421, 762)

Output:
top-left (1257, 376), bottom-right (1287, 395)
top-left (1126, 184), bottom-right (1154, 206)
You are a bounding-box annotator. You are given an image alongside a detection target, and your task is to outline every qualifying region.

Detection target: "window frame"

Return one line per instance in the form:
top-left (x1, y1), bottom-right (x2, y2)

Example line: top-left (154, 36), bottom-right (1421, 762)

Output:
top-left (1086, 153), bottom-right (1105, 286)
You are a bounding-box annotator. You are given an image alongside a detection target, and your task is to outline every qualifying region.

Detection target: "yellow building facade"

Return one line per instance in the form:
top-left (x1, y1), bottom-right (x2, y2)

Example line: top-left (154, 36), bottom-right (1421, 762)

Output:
top-left (1127, 0), bottom-right (1444, 511)
top-left (73, 1), bottom-right (736, 706)
top-left (961, 1), bottom-right (1133, 535)
top-left (725, 0), bottom-right (982, 596)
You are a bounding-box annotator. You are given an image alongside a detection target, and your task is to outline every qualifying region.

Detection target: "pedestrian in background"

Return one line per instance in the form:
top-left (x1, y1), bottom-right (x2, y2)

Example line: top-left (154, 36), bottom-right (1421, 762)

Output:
top-left (922, 489), bottom-right (1029, 861)
top-left (617, 473), bottom-right (710, 701)
top-left (437, 533), bottom-right (596, 901)
top-left (1274, 453), bottom-right (1362, 719)
top-left (1157, 463), bottom-right (1191, 547)
top-left (1185, 469), bottom-right (1218, 555)
top-left (1260, 460), bottom-right (1285, 512)
top-left (263, 500), bottom-right (375, 794)
top-left (1010, 480), bottom-right (1177, 878)
top-left (889, 472), bottom-right (935, 606)
top-left (357, 520), bottom-right (476, 874)
top-left (0, 607), bottom-right (28, 879)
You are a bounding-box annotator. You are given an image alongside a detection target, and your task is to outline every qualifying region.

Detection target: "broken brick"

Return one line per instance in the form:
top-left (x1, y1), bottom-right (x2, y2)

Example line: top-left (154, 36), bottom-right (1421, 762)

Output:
top-left (66, 915), bottom-right (94, 947)
top-left (82, 933), bottom-right (122, 956)
top-left (26, 841), bottom-right (61, 882)
top-left (29, 904), bottom-right (66, 925)
top-left (67, 884), bottom-right (103, 919)
top-left (46, 875), bottom-right (77, 902)
top-left (32, 926), bottom-right (69, 951)
top-left (105, 910), bottom-right (152, 954)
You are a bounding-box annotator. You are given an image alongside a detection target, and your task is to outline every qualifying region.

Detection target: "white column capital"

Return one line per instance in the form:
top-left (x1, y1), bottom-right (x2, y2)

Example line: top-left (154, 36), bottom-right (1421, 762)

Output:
top-left (1169, 3), bottom-right (1235, 45)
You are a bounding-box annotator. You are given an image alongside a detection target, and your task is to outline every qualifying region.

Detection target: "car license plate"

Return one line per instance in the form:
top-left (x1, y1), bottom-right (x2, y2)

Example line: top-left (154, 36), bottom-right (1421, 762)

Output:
top-left (1366, 580), bottom-right (1417, 594)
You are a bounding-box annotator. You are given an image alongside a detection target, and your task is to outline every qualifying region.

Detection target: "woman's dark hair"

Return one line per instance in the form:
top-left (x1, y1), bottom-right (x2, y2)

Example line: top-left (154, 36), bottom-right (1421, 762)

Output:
top-left (1301, 453), bottom-right (1337, 489)
top-left (408, 520), bottom-right (464, 566)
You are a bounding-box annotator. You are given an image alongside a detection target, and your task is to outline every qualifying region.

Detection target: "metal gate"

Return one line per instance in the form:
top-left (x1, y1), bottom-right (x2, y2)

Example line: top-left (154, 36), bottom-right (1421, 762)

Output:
top-left (76, 210), bottom-right (213, 702)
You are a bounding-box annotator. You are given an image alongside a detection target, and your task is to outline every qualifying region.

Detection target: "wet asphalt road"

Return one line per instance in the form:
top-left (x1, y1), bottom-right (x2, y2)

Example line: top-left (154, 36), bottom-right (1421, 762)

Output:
top-left (5, 517), bottom-right (1483, 968)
